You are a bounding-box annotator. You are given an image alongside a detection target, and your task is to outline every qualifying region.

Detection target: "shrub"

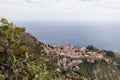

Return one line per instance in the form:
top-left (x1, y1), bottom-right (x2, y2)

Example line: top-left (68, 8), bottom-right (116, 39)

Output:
top-left (105, 50), bottom-right (115, 58)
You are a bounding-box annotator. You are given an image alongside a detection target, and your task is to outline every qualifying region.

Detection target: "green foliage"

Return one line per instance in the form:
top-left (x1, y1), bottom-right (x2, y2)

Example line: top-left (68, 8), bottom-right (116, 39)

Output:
top-left (0, 75), bottom-right (5, 80)
top-left (0, 18), bottom-right (64, 80)
top-left (105, 50), bottom-right (115, 58)
top-left (0, 70), bottom-right (5, 80)
top-left (78, 63), bottom-right (95, 79)
top-left (76, 61), bottom-right (120, 80)
top-left (1, 18), bottom-right (8, 24)
top-left (86, 45), bottom-right (98, 52)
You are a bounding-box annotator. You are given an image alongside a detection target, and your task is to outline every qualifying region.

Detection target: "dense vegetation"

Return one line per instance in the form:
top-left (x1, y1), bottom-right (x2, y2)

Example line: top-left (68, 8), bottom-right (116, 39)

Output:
top-left (0, 18), bottom-right (64, 80)
top-left (77, 61), bottom-right (120, 80)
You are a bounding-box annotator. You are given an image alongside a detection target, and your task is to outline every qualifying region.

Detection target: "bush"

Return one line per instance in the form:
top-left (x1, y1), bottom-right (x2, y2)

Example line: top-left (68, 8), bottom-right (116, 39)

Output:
top-left (86, 45), bottom-right (98, 51)
top-left (105, 50), bottom-right (115, 58)
top-left (0, 18), bottom-right (64, 80)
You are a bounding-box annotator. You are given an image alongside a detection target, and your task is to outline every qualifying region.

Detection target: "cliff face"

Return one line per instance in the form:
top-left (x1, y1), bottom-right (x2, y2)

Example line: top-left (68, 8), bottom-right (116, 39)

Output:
top-left (21, 32), bottom-right (120, 80)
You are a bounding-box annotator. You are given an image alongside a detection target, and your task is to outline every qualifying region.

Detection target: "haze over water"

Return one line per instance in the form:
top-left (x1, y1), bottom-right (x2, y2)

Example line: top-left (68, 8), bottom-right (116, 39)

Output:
top-left (16, 21), bottom-right (120, 51)
top-left (1, 0), bottom-right (120, 51)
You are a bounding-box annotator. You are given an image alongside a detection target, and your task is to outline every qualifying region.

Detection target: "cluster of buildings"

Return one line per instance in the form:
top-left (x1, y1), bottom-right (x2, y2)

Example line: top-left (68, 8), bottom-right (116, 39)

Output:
top-left (41, 44), bottom-right (112, 80)
top-left (42, 44), bottom-right (111, 68)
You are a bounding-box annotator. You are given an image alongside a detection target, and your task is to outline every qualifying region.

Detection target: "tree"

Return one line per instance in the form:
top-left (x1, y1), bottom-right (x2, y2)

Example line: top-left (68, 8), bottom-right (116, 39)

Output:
top-left (105, 50), bottom-right (115, 58)
top-left (86, 45), bottom-right (98, 52)
top-left (0, 18), bottom-right (64, 80)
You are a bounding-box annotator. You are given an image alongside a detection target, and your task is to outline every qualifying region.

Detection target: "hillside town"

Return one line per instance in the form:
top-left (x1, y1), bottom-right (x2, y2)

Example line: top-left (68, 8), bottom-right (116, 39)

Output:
top-left (42, 44), bottom-right (111, 69)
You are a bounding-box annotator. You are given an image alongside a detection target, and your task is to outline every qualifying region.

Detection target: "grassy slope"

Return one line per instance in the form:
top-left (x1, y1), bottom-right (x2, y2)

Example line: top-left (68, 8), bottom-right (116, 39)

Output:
top-left (76, 61), bottom-right (120, 80)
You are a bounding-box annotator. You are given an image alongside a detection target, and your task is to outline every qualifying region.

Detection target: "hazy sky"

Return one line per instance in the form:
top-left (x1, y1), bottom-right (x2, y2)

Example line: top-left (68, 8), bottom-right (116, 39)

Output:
top-left (0, 0), bottom-right (120, 22)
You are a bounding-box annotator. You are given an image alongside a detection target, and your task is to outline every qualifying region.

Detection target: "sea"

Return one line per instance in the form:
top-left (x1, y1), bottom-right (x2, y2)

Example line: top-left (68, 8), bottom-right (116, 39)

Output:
top-left (15, 21), bottom-right (120, 51)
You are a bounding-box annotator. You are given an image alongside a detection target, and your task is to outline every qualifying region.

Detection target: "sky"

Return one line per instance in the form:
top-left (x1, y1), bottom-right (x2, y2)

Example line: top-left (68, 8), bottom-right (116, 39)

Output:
top-left (0, 0), bottom-right (120, 22)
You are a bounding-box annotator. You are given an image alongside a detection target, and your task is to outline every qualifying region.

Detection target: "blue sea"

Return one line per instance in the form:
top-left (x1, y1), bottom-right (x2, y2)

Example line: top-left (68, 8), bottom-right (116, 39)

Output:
top-left (15, 21), bottom-right (120, 51)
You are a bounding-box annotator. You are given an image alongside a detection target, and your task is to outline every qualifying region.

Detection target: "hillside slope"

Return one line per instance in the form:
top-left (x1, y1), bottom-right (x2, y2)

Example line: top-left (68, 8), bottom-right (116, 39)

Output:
top-left (20, 25), bottom-right (120, 80)
top-left (0, 18), bottom-right (120, 80)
